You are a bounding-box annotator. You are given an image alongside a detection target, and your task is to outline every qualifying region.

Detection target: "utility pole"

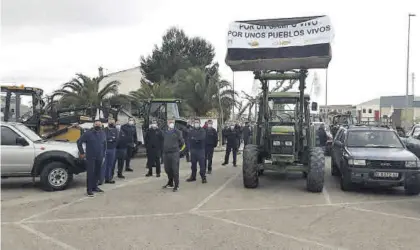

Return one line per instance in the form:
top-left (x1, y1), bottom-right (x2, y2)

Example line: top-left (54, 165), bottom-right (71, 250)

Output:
top-left (412, 72), bottom-right (416, 96)
top-left (232, 72), bottom-right (235, 120)
top-left (405, 13), bottom-right (416, 128)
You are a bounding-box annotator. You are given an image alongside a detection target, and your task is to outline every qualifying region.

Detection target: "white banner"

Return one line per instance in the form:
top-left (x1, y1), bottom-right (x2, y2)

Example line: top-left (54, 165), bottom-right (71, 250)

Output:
top-left (227, 16), bottom-right (334, 49)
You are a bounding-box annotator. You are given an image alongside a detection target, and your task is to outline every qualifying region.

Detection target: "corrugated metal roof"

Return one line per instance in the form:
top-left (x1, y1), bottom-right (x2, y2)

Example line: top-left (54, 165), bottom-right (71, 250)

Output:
top-left (357, 98), bottom-right (380, 106)
top-left (380, 95), bottom-right (414, 109)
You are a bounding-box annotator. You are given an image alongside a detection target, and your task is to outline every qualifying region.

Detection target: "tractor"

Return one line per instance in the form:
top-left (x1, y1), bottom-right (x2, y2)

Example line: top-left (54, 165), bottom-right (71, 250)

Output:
top-left (329, 113), bottom-right (355, 139)
top-left (225, 15), bottom-right (334, 192)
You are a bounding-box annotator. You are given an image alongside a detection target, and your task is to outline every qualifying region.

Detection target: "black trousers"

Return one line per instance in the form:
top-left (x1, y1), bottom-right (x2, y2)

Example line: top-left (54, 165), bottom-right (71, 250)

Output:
top-left (146, 149), bottom-right (161, 174)
top-left (243, 136), bottom-right (250, 146)
top-left (224, 146), bottom-right (238, 165)
top-left (191, 149), bottom-right (206, 179)
top-left (125, 146), bottom-right (134, 169)
top-left (163, 151), bottom-right (180, 187)
top-left (114, 148), bottom-right (127, 176)
top-left (205, 146), bottom-right (215, 171)
top-left (86, 158), bottom-right (102, 192)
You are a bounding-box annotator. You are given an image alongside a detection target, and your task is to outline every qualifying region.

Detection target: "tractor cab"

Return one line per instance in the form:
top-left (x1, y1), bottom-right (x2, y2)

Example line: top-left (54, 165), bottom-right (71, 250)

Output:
top-left (1, 85), bottom-right (45, 133)
top-left (267, 92), bottom-right (312, 163)
top-left (137, 99), bottom-right (186, 130)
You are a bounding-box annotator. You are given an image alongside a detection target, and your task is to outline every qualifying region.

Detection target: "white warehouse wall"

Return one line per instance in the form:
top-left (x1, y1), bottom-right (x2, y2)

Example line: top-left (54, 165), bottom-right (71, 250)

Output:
top-left (99, 67), bottom-right (143, 96)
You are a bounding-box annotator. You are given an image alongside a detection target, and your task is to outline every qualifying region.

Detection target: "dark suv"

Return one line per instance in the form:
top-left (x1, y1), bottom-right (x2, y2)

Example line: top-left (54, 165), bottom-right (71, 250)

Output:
top-left (331, 125), bottom-right (420, 195)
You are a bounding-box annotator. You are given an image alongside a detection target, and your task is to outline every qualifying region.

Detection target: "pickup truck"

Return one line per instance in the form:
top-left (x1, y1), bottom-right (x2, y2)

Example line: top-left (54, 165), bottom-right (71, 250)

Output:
top-left (1, 122), bottom-right (86, 191)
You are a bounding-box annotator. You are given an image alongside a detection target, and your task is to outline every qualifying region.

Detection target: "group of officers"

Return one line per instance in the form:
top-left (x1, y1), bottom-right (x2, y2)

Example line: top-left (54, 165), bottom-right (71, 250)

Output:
top-left (77, 117), bottom-right (253, 196)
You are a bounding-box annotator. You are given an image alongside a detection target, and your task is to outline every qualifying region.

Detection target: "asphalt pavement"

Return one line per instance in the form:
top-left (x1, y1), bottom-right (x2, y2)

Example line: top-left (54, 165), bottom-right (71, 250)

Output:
top-left (1, 152), bottom-right (420, 250)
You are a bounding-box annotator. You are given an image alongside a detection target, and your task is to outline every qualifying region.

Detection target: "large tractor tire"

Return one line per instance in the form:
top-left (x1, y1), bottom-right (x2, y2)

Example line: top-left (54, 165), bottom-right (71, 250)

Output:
top-left (306, 147), bottom-right (325, 193)
top-left (243, 144), bottom-right (259, 188)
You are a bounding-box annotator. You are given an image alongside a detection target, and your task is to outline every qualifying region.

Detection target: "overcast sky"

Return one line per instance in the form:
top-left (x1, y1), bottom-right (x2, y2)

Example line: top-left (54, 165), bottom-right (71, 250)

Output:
top-left (1, 0), bottom-right (419, 106)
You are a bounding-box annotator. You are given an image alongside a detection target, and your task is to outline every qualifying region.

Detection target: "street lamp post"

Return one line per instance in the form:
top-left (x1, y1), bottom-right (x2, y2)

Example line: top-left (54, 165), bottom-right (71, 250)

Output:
top-left (405, 13), bottom-right (416, 127)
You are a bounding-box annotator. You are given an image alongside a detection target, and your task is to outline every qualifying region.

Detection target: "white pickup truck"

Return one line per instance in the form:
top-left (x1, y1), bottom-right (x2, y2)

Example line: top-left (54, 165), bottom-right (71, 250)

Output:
top-left (1, 122), bottom-right (86, 191)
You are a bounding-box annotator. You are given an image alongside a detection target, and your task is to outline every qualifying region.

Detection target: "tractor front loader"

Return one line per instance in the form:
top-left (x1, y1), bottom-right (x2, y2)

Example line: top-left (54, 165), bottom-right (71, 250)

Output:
top-left (225, 15), bottom-right (334, 192)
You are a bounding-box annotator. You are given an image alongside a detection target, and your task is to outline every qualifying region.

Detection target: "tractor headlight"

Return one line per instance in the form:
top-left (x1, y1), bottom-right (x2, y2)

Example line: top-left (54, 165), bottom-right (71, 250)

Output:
top-left (285, 141), bottom-right (293, 146)
top-left (348, 159), bottom-right (366, 166)
top-left (406, 161), bottom-right (417, 168)
top-left (273, 141), bottom-right (280, 146)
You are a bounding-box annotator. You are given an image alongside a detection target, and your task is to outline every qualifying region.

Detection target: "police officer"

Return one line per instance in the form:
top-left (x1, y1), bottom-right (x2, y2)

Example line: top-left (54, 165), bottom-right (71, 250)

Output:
top-left (242, 121), bottom-right (252, 146)
top-left (162, 119), bottom-right (185, 192)
top-left (145, 119), bottom-right (164, 177)
top-left (187, 118), bottom-right (207, 183)
top-left (77, 119), bottom-right (106, 197)
top-left (102, 118), bottom-right (118, 184)
top-left (317, 123), bottom-right (328, 153)
top-left (222, 124), bottom-right (240, 167)
top-left (115, 120), bottom-right (128, 179)
top-left (205, 120), bottom-right (218, 174)
top-left (182, 120), bottom-right (192, 162)
top-left (235, 123), bottom-right (243, 149)
top-left (122, 118), bottom-right (137, 172)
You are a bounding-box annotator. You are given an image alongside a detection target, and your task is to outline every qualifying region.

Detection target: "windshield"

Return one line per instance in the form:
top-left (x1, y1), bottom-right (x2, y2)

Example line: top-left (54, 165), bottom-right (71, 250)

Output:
top-left (269, 99), bottom-right (296, 123)
top-left (346, 130), bottom-right (403, 148)
top-left (14, 123), bottom-right (43, 142)
top-left (167, 102), bottom-right (180, 119)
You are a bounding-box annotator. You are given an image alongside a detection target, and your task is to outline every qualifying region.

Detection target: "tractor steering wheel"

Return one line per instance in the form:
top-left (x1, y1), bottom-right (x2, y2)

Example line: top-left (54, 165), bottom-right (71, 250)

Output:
top-left (275, 113), bottom-right (294, 122)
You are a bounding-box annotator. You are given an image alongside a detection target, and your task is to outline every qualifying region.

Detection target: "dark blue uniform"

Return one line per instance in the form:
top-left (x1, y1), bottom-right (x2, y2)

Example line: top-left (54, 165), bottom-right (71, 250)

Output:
top-left (222, 127), bottom-right (240, 166)
top-left (77, 128), bottom-right (106, 193)
top-left (242, 124), bottom-right (252, 146)
top-left (102, 125), bottom-right (118, 183)
top-left (188, 127), bottom-right (207, 181)
top-left (145, 127), bottom-right (164, 176)
top-left (121, 123), bottom-right (137, 170)
top-left (182, 125), bottom-right (192, 162)
top-left (115, 125), bottom-right (129, 177)
top-left (205, 126), bottom-right (218, 173)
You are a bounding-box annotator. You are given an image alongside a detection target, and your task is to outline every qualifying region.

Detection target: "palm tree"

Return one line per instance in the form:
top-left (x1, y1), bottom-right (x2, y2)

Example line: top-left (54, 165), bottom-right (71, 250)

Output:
top-left (129, 79), bottom-right (173, 100)
top-left (53, 73), bottom-right (127, 108)
top-left (173, 67), bottom-right (236, 121)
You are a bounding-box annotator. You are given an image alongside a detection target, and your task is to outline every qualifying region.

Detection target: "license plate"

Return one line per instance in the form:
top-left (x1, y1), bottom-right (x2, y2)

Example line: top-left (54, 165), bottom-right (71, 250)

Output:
top-left (374, 172), bottom-right (399, 178)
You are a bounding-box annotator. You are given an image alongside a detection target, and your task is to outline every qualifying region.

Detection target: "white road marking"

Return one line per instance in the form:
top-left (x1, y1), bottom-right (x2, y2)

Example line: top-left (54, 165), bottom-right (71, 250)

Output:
top-left (189, 172), bottom-right (240, 212)
top-left (18, 176), bottom-right (153, 223)
top-left (23, 212), bottom-right (187, 224)
top-left (194, 212), bottom-right (348, 250)
top-left (346, 206), bottom-right (420, 222)
top-left (322, 186), bottom-right (332, 204)
top-left (196, 198), bottom-right (420, 214)
top-left (19, 223), bottom-right (79, 250)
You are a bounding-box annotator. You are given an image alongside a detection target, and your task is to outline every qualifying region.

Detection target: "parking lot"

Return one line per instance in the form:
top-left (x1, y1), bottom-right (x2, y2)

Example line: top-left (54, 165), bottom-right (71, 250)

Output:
top-left (1, 151), bottom-right (420, 250)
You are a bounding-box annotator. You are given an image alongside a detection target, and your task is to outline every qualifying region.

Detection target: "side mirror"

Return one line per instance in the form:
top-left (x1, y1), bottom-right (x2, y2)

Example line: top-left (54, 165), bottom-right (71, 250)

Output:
top-left (311, 102), bottom-right (318, 111)
top-left (16, 137), bottom-right (28, 146)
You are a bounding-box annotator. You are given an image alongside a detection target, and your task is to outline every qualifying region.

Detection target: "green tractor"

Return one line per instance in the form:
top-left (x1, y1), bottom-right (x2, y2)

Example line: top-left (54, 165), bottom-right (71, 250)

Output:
top-left (243, 71), bottom-right (324, 192)
top-left (225, 15), bottom-right (333, 192)
top-left (133, 98), bottom-right (188, 155)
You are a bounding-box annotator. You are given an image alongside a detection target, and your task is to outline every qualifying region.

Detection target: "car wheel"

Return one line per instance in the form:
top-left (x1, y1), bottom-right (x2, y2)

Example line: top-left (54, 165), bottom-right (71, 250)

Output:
top-left (340, 172), bottom-right (353, 191)
top-left (404, 182), bottom-right (420, 196)
top-left (40, 162), bottom-right (73, 191)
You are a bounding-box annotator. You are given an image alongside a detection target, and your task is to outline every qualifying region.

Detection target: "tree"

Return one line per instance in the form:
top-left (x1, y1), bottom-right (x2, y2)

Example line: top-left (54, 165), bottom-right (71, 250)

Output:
top-left (129, 79), bottom-right (173, 100)
top-left (140, 27), bottom-right (215, 83)
top-left (53, 74), bottom-right (128, 108)
top-left (173, 66), bottom-right (236, 121)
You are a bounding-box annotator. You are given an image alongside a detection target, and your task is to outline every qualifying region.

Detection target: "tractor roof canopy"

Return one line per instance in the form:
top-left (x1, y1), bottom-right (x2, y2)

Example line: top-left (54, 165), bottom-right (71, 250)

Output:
top-left (225, 15), bottom-right (334, 72)
top-left (268, 92), bottom-right (310, 99)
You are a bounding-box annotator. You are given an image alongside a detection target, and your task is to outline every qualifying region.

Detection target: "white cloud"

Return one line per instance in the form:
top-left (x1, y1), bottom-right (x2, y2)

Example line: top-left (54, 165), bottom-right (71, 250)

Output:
top-left (1, 0), bottom-right (419, 106)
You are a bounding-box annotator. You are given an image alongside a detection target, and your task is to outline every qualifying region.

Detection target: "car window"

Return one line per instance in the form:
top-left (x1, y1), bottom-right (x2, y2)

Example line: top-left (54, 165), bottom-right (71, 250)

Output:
top-left (412, 127), bottom-right (420, 137)
top-left (1, 126), bottom-right (20, 146)
top-left (347, 130), bottom-right (403, 148)
top-left (339, 130), bottom-right (346, 143)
